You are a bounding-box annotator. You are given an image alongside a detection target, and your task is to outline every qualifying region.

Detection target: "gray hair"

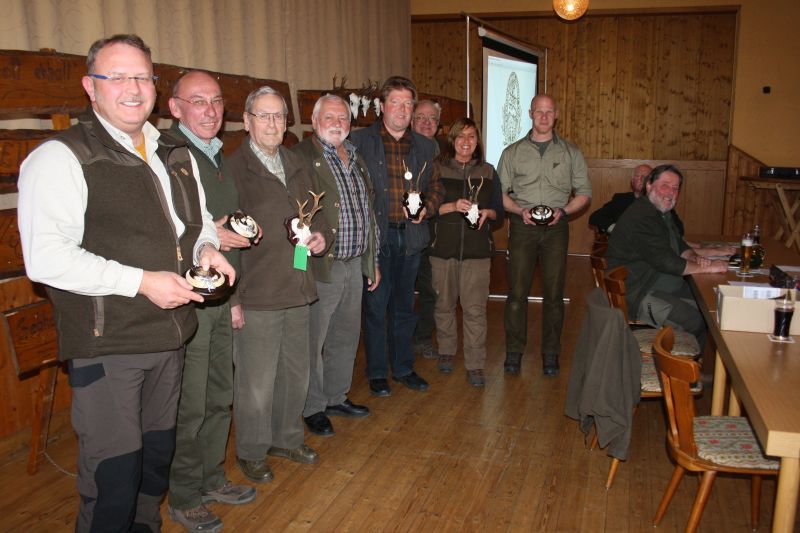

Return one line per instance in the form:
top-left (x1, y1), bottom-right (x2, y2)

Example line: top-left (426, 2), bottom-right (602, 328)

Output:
top-left (311, 93), bottom-right (349, 122)
top-left (245, 85), bottom-right (288, 115)
top-left (415, 100), bottom-right (441, 120)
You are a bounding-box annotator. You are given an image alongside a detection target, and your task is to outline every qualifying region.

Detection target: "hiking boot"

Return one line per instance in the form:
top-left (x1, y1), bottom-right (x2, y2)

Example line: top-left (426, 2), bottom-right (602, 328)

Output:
top-left (167, 504), bottom-right (223, 533)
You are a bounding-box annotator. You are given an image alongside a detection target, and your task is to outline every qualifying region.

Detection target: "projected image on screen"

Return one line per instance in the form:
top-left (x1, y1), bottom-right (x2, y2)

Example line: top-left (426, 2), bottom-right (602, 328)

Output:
top-left (483, 54), bottom-right (537, 168)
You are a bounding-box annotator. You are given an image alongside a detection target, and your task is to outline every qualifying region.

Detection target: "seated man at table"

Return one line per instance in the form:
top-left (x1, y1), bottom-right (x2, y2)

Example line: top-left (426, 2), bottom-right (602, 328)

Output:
top-left (589, 164), bottom-right (665, 234)
top-left (605, 164), bottom-right (728, 347)
top-left (593, 164), bottom-right (735, 257)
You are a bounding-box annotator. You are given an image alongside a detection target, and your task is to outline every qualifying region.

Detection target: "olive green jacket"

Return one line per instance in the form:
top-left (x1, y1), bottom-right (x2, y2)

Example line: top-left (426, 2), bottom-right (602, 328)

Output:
top-left (292, 135), bottom-right (378, 282)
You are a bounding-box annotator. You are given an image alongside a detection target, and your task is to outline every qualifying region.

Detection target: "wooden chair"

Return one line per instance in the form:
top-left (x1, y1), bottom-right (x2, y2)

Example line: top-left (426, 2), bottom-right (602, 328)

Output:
top-left (652, 327), bottom-right (779, 532)
top-left (592, 267), bottom-right (700, 489)
top-left (589, 253), bottom-right (607, 294)
top-left (603, 266), bottom-right (701, 357)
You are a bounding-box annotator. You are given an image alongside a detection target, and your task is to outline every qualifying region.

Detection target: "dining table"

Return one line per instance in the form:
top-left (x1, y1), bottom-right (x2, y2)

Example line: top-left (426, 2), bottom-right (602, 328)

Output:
top-left (688, 236), bottom-right (800, 533)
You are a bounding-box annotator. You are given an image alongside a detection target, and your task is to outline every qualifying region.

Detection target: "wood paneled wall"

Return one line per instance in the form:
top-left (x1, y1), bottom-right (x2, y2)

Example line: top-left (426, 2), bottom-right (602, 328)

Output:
top-left (412, 11), bottom-right (736, 161)
top-left (723, 145), bottom-right (769, 237)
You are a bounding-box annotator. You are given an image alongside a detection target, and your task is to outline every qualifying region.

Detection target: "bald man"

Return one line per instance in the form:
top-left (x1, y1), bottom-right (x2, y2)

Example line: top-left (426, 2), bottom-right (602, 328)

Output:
top-left (162, 70), bottom-right (256, 532)
top-left (498, 94), bottom-right (591, 377)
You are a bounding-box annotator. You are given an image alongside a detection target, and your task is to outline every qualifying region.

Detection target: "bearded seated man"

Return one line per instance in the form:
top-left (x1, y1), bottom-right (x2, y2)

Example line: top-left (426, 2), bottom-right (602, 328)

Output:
top-left (605, 164), bottom-right (727, 348)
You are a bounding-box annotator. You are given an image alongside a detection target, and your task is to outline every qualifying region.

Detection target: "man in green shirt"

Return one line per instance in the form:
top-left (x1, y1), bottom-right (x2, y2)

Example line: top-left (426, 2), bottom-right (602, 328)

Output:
top-left (164, 70), bottom-right (257, 533)
top-left (498, 94), bottom-right (591, 376)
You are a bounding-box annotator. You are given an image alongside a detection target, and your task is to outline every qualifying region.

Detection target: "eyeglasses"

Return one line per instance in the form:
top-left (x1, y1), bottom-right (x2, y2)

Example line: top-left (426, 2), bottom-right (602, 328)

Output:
top-left (174, 96), bottom-right (225, 108)
top-left (245, 111), bottom-right (287, 124)
top-left (413, 115), bottom-right (438, 123)
top-left (88, 73), bottom-right (159, 84)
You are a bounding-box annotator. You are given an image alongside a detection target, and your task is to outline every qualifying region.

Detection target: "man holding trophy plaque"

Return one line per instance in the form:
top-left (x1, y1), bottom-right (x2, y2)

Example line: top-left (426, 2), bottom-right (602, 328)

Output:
top-left (228, 86), bottom-right (331, 483)
top-left (498, 94), bottom-right (592, 377)
top-left (293, 94), bottom-right (379, 437)
top-left (351, 76), bottom-right (443, 397)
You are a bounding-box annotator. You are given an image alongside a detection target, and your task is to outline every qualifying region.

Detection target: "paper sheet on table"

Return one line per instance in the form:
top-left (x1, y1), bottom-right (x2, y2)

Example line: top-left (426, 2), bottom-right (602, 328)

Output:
top-left (726, 282), bottom-right (782, 298)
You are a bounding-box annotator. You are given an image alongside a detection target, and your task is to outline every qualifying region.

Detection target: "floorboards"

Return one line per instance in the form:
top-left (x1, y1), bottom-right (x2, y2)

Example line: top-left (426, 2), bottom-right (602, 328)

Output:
top-left (1, 255), bottom-right (796, 532)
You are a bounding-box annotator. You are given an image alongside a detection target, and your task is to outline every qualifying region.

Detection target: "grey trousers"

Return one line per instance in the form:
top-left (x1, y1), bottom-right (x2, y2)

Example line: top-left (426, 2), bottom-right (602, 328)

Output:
top-left (430, 257), bottom-right (491, 370)
top-left (304, 258), bottom-right (363, 417)
top-left (233, 305), bottom-right (310, 460)
top-left (69, 349), bottom-right (183, 533)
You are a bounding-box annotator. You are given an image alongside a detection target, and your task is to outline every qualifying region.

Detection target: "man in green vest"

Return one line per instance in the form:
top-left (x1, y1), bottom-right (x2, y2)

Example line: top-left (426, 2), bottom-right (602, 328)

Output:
top-left (163, 70), bottom-right (258, 533)
top-left (18, 35), bottom-right (234, 533)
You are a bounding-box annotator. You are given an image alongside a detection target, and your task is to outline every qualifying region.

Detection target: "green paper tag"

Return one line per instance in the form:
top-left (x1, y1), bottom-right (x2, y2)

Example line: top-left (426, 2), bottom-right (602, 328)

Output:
top-left (293, 245), bottom-right (308, 271)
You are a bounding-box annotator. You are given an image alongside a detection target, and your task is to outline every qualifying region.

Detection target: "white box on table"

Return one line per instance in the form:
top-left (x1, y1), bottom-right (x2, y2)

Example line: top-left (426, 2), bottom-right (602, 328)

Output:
top-left (716, 285), bottom-right (799, 334)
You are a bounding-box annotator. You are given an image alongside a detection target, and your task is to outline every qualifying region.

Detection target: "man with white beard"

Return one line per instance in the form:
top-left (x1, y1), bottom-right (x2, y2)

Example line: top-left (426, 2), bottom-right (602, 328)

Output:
top-left (605, 164), bottom-right (726, 347)
top-left (292, 94), bottom-right (379, 436)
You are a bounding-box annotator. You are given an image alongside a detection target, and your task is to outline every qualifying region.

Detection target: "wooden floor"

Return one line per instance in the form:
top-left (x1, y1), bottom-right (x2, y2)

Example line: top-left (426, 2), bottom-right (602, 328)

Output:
top-left (1, 256), bottom-right (796, 532)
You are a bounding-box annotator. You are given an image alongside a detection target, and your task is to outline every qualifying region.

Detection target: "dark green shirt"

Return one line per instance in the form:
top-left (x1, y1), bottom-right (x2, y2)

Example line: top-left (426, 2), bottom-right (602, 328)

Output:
top-left (605, 195), bottom-right (691, 320)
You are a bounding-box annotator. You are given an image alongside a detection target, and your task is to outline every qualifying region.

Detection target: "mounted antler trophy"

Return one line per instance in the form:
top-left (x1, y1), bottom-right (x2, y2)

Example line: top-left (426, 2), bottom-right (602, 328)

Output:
top-left (285, 190), bottom-right (325, 253)
top-left (402, 160), bottom-right (427, 221)
top-left (462, 175), bottom-right (484, 230)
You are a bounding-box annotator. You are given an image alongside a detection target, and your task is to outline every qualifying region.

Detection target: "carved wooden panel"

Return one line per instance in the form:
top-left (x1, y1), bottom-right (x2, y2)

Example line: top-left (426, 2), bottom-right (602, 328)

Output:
top-left (0, 209), bottom-right (24, 279)
top-left (1, 301), bottom-right (57, 376)
top-left (0, 49), bottom-right (293, 125)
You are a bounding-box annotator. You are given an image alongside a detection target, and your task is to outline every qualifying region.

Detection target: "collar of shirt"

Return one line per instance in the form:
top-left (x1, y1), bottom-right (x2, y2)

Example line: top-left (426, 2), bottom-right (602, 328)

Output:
top-left (178, 122), bottom-right (223, 167)
top-left (379, 123), bottom-right (412, 147)
top-left (249, 138), bottom-right (285, 183)
top-left (316, 135), bottom-right (357, 163)
top-left (525, 129), bottom-right (563, 146)
top-left (93, 110), bottom-right (160, 161)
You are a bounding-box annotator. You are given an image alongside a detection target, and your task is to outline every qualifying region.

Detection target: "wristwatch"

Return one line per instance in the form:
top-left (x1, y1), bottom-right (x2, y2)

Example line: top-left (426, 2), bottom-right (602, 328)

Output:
top-left (558, 207), bottom-right (568, 220)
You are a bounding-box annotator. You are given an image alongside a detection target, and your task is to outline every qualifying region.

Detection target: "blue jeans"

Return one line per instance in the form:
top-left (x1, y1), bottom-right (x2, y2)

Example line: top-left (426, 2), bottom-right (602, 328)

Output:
top-left (363, 227), bottom-right (421, 379)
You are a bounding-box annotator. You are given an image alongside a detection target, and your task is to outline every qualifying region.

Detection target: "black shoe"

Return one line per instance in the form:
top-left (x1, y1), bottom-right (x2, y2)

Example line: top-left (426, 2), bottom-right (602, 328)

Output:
top-left (392, 371), bottom-right (429, 391)
top-left (504, 352), bottom-right (522, 374)
top-left (369, 378), bottom-right (391, 397)
top-left (325, 399), bottom-right (370, 418)
top-left (543, 354), bottom-right (560, 376)
top-left (304, 412), bottom-right (334, 436)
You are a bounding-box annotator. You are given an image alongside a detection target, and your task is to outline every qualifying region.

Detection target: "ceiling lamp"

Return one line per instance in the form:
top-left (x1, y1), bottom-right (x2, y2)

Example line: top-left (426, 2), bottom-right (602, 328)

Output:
top-left (553, 0), bottom-right (589, 20)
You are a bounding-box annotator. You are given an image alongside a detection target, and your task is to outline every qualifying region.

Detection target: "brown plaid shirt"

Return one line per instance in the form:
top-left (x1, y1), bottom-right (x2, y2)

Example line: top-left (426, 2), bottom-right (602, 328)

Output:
top-left (380, 125), bottom-right (443, 222)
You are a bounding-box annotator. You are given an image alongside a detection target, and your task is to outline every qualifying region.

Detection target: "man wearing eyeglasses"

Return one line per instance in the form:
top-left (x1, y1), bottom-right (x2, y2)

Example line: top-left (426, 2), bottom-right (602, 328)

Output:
top-left (410, 99), bottom-right (443, 362)
top-left (17, 35), bottom-right (234, 532)
top-left (161, 70), bottom-right (257, 533)
top-left (350, 76), bottom-right (443, 397)
top-left (227, 86), bottom-right (332, 483)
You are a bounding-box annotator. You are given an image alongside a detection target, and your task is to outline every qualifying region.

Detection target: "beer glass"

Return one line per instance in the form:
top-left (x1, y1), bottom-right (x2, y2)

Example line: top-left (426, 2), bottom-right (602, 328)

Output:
top-left (773, 297), bottom-right (795, 340)
top-left (740, 233), bottom-right (754, 274)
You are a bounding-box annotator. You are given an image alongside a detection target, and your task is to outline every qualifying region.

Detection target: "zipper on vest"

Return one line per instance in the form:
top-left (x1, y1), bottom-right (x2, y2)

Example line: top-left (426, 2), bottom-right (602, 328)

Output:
top-left (176, 246), bottom-right (183, 262)
top-left (92, 296), bottom-right (105, 337)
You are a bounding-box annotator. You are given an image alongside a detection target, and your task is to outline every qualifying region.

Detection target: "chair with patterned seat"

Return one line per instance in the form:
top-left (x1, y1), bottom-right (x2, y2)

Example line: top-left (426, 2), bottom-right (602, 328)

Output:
top-left (652, 327), bottom-right (779, 532)
top-left (603, 265), bottom-right (701, 357)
